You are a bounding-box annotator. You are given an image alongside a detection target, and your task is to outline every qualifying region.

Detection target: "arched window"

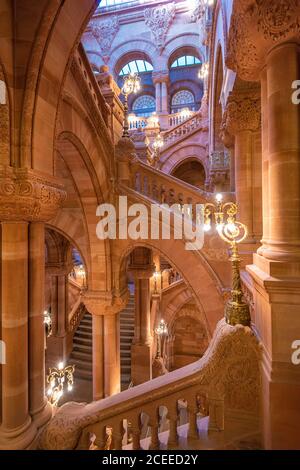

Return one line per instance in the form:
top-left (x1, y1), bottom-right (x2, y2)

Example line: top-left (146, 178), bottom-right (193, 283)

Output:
top-left (119, 60), bottom-right (153, 76)
top-left (170, 55), bottom-right (201, 68)
top-left (132, 95), bottom-right (156, 117)
top-left (171, 90), bottom-right (195, 113)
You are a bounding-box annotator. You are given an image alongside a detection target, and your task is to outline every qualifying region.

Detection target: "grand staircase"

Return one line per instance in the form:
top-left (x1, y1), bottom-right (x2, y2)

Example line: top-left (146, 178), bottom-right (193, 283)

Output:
top-left (120, 294), bottom-right (135, 390)
top-left (69, 311), bottom-right (93, 381)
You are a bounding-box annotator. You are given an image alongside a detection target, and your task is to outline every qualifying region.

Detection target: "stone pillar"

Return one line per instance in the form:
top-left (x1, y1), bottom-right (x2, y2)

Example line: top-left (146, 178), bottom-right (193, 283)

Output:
top-left (46, 265), bottom-right (71, 364)
top-left (83, 290), bottom-right (128, 400)
top-left (0, 223), bottom-right (36, 449)
top-left (153, 71), bottom-right (169, 128)
top-left (92, 315), bottom-right (104, 400)
top-left (226, 1), bottom-right (300, 449)
top-left (247, 43), bottom-right (300, 449)
top-left (28, 222), bottom-right (52, 428)
top-left (104, 314), bottom-right (120, 397)
top-left (222, 84), bottom-right (262, 244)
top-left (155, 81), bottom-right (161, 113)
top-left (129, 247), bottom-right (154, 385)
top-left (161, 79), bottom-right (169, 114)
top-left (0, 168), bottom-right (65, 449)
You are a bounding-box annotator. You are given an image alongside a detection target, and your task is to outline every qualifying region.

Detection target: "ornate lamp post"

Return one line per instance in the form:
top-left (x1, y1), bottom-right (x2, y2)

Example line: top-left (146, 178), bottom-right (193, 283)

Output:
top-left (121, 72), bottom-right (141, 137)
top-left (155, 319), bottom-right (168, 359)
top-left (204, 193), bottom-right (251, 327)
top-left (46, 361), bottom-right (75, 407)
top-left (148, 133), bottom-right (164, 168)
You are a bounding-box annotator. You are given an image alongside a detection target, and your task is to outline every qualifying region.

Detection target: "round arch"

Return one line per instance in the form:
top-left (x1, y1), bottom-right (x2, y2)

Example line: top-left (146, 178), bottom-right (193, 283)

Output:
top-left (113, 235), bottom-right (224, 336)
top-left (55, 131), bottom-right (113, 293)
top-left (109, 40), bottom-right (157, 76)
top-left (171, 158), bottom-right (207, 189)
top-left (160, 143), bottom-right (208, 175)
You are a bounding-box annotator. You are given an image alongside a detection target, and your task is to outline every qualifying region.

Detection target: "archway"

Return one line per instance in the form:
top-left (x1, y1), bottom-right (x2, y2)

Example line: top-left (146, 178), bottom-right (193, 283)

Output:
top-left (171, 159), bottom-right (206, 189)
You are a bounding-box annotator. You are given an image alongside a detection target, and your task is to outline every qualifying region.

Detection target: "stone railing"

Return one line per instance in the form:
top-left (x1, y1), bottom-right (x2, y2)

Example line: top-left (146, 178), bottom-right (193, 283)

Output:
top-left (168, 110), bottom-right (196, 128)
top-left (39, 319), bottom-right (260, 450)
top-left (162, 111), bottom-right (204, 149)
top-left (129, 160), bottom-right (215, 224)
top-left (129, 115), bottom-right (148, 130)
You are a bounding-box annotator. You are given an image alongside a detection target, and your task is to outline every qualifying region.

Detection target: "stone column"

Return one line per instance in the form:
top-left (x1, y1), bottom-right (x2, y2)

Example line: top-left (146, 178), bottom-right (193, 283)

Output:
top-left (226, 1), bottom-right (300, 449)
top-left (222, 84), bottom-right (262, 244)
top-left (28, 222), bottom-right (52, 428)
top-left (155, 82), bottom-right (161, 113)
top-left (92, 315), bottom-right (104, 400)
top-left (129, 247), bottom-right (155, 385)
top-left (0, 223), bottom-right (36, 449)
top-left (83, 290), bottom-right (128, 400)
top-left (104, 314), bottom-right (120, 397)
top-left (0, 167), bottom-right (65, 449)
top-left (161, 79), bottom-right (169, 114)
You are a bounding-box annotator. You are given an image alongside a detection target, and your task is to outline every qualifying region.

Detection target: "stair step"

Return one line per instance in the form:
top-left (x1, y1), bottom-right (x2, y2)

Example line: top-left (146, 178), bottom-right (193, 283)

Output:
top-left (75, 369), bottom-right (92, 380)
top-left (73, 344), bottom-right (92, 353)
top-left (72, 358), bottom-right (92, 370)
top-left (71, 350), bottom-right (92, 362)
top-left (74, 336), bottom-right (92, 346)
top-left (77, 324), bottom-right (92, 332)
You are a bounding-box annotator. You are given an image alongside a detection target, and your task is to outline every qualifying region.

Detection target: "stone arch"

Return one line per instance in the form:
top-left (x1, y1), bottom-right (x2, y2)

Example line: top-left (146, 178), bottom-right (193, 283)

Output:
top-left (24, 0), bottom-right (99, 171)
top-left (167, 44), bottom-right (203, 69)
top-left (109, 40), bottom-right (157, 76)
top-left (164, 35), bottom-right (204, 69)
top-left (113, 236), bottom-right (224, 335)
top-left (55, 131), bottom-right (112, 293)
top-left (171, 158), bottom-right (207, 190)
top-left (160, 143), bottom-right (208, 175)
top-left (0, 61), bottom-right (11, 166)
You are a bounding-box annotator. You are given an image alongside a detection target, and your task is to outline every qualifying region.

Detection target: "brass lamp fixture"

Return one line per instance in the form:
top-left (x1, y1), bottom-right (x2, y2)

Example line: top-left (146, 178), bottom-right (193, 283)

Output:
top-left (44, 310), bottom-right (52, 337)
top-left (149, 133), bottom-right (164, 168)
top-left (204, 193), bottom-right (251, 327)
top-left (121, 72), bottom-right (141, 137)
top-left (198, 62), bottom-right (209, 80)
top-left (155, 319), bottom-right (168, 359)
top-left (46, 362), bottom-right (75, 407)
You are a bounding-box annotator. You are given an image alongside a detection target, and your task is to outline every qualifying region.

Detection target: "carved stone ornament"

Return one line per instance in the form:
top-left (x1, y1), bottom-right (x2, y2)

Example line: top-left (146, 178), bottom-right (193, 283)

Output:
top-left (226, 0), bottom-right (300, 80)
top-left (38, 319), bottom-right (261, 450)
top-left (90, 16), bottom-right (119, 56)
top-left (82, 289), bottom-right (130, 316)
top-left (221, 92), bottom-right (261, 136)
top-left (144, 3), bottom-right (176, 52)
top-left (0, 166), bottom-right (66, 222)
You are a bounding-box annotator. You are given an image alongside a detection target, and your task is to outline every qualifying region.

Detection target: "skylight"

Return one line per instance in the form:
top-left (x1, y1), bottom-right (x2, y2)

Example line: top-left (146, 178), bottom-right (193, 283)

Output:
top-left (119, 60), bottom-right (153, 76)
top-left (171, 55), bottom-right (201, 68)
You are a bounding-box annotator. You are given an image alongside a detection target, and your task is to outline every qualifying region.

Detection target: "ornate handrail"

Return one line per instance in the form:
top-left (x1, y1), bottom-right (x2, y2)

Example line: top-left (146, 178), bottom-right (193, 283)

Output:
top-left (161, 111), bottom-right (205, 149)
top-left (68, 300), bottom-right (86, 334)
top-left (39, 319), bottom-right (260, 450)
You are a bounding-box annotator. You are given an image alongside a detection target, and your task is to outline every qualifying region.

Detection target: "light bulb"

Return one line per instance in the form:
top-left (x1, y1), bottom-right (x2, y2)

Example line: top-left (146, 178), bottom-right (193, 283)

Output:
top-left (216, 223), bottom-right (224, 232)
top-left (58, 362), bottom-right (64, 370)
top-left (226, 223), bottom-right (236, 233)
top-left (216, 193), bottom-right (223, 203)
top-left (68, 384), bottom-right (73, 392)
top-left (47, 388), bottom-right (52, 396)
top-left (204, 223), bottom-right (211, 232)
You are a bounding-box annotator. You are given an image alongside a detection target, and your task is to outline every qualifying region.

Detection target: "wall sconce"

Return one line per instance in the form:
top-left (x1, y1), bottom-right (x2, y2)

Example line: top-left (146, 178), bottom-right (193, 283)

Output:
top-left (204, 193), bottom-right (251, 327)
top-left (46, 362), bottom-right (75, 407)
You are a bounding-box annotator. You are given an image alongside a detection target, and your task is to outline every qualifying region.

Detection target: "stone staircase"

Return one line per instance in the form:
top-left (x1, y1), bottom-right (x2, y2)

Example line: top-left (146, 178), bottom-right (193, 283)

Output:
top-left (69, 311), bottom-right (93, 381)
top-left (120, 294), bottom-right (135, 390)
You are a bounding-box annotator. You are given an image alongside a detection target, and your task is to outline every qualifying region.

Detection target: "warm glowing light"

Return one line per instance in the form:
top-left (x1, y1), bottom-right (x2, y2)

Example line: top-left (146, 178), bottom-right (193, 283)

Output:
top-left (199, 62), bottom-right (209, 80)
top-left (58, 362), bottom-right (64, 370)
top-left (216, 223), bottom-right (224, 232)
top-left (216, 193), bottom-right (223, 203)
top-left (204, 223), bottom-right (211, 232)
top-left (155, 319), bottom-right (168, 336)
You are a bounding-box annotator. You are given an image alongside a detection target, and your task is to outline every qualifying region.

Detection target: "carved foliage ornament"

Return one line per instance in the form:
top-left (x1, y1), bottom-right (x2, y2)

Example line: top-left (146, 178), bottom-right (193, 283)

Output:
top-left (222, 95), bottom-right (261, 135)
top-left (144, 3), bottom-right (175, 52)
top-left (226, 0), bottom-right (300, 80)
top-left (90, 17), bottom-right (119, 56)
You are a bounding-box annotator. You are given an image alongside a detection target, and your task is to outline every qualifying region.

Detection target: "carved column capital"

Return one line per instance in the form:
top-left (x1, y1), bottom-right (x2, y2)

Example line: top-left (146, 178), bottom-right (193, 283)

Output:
top-left (226, 0), bottom-right (300, 80)
top-left (152, 71), bottom-right (170, 85)
top-left (82, 289), bottom-right (130, 316)
top-left (0, 166), bottom-right (66, 222)
top-left (222, 91), bottom-right (261, 136)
